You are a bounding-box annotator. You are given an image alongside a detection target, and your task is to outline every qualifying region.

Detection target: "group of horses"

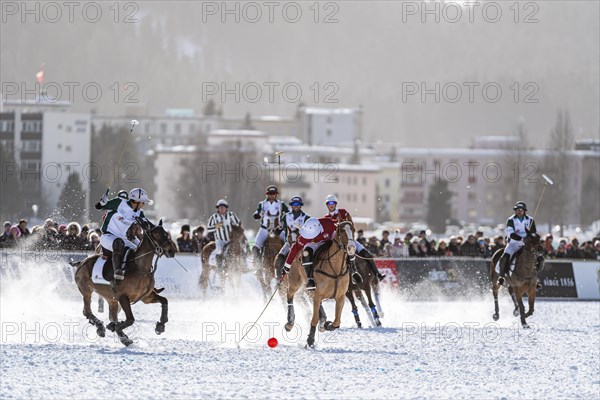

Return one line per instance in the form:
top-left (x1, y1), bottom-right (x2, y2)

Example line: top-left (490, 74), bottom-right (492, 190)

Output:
top-left (69, 214), bottom-right (544, 347)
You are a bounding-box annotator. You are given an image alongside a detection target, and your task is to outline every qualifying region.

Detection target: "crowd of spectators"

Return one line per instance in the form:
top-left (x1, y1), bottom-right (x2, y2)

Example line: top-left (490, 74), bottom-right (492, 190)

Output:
top-left (2, 218), bottom-right (599, 260)
top-left (0, 218), bottom-right (216, 255)
top-left (357, 229), bottom-right (600, 260)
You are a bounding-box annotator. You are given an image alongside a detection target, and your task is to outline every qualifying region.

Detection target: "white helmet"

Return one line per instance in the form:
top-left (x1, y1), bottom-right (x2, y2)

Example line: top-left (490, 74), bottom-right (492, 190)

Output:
top-left (129, 188), bottom-right (152, 204)
top-left (325, 194), bottom-right (338, 204)
top-left (300, 217), bottom-right (323, 240)
top-left (215, 199), bottom-right (229, 208)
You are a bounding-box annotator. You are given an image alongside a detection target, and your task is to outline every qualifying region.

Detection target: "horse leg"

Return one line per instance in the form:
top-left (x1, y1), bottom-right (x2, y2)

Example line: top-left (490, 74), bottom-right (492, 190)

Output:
top-left (357, 291), bottom-right (375, 326)
top-left (318, 303), bottom-right (327, 332)
top-left (199, 264), bottom-right (210, 297)
top-left (324, 293), bottom-right (345, 331)
top-left (97, 297), bottom-right (104, 313)
top-left (525, 284), bottom-right (536, 318)
top-left (365, 286), bottom-right (381, 327)
top-left (346, 289), bottom-right (362, 328)
top-left (255, 265), bottom-right (269, 303)
top-left (514, 287), bottom-right (529, 329)
top-left (115, 295), bottom-right (134, 346)
top-left (509, 286), bottom-right (520, 317)
top-left (76, 272), bottom-right (105, 338)
top-left (106, 300), bottom-right (119, 332)
top-left (372, 283), bottom-right (384, 318)
top-left (308, 294), bottom-right (322, 347)
top-left (142, 290), bottom-right (169, 335)
top-left (285, 296), bottom-right (296, 332)
top-left (492, 281), bottom-right (500, 321)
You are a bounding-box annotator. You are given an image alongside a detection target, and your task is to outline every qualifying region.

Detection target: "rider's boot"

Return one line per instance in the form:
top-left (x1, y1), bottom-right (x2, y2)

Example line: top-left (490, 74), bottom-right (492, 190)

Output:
top-left (112, 239), bottom-right (126, 281)
top-left (497, 253), bottom-right (511, 286)
top-left (358, 248), bottom-right (385, 281)
top-left (274, 253), bottom-right (286, 279)
top-left (303, 248), bottom-right (315, 290)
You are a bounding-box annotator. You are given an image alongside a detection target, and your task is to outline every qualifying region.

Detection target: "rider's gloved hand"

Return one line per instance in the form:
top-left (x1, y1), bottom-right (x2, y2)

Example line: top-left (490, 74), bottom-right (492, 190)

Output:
top-left (99, 189), bottom-right (109, 206)
top-left (510, 233), bottom-right (522, 241)
top-left (282, 262), bottom-right (291, 274)
top-left (253, 211), bottom-right (261, 220)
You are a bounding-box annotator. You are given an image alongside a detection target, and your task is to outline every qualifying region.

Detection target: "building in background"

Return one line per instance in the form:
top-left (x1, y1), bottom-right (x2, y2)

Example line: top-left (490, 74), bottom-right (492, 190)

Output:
top-left (1, 98), bottom-right (91, 218)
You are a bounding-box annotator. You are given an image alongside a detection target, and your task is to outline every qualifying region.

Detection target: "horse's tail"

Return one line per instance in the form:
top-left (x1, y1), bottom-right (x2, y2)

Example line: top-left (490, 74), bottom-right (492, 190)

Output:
top-left (69, 258), bottom-right (83, 267)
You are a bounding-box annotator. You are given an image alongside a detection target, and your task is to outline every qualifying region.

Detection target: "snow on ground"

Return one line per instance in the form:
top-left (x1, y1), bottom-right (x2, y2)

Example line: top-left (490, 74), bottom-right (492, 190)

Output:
top-left (1, 261), bottom-right (599, 399)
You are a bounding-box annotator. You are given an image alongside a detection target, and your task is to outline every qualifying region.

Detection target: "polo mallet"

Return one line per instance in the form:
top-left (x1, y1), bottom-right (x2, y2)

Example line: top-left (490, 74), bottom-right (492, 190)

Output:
top-left (532, 174), bottom-right (554, 219)
top-left (275, 151), bottom-right (284, 222)
top-left (105, 119), bottom-right (140, 195)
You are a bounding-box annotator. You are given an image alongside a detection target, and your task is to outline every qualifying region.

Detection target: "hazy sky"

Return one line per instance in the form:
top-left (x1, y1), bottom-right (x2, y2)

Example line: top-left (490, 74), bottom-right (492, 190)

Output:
top-left (1, 1), bottom-right (598, 147)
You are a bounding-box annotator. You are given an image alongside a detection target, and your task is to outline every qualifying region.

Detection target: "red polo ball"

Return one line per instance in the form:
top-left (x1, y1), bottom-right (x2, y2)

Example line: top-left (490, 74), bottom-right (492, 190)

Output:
top-left (267, 337), bottom-right (278, 348)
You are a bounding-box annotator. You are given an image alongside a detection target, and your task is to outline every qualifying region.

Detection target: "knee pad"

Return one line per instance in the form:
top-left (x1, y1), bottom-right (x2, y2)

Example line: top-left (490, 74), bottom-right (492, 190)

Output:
top-left (302, 248), bottom-right (314, 266)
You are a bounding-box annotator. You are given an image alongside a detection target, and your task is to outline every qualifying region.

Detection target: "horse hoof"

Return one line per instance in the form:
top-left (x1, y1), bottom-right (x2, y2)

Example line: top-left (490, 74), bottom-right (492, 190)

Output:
top-left (97, 326), bottom-right (106, 338)
top-left (307, 337), bottom-right (315, 348)
top-left (522, 324), bottom-right (530, 329)
top-left (284, 322), bottom-right (294, 332)
top-left (492, 313), bottom-right (499, 321)
top-left (357, 322), bottom-right (362, 329)
top-left (120, 337), bottom-right (134, 346)
top-left (324, 321), bottom-right (339, 331)
top-left (155, 322), bottom-right (165, 335)
top-left (375, 319), bottom-right (382, 327)
top-left (106, 322), bottom-right (116, 332)
top-left (513, 309), bottom-right (520, 317)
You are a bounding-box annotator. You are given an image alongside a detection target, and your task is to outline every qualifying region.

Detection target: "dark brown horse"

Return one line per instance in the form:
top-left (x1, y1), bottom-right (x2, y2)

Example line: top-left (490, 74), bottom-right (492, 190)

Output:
top-left (199, 224), bottom-right (248, 295)
top-left (71, 218), bottom-right (177, 345)
top-left (346, 256), bottom-right (383, 328)
top-left (489, 230), bottom-right (543, 328)
top-left (256, 228), bottom-right (284, 302)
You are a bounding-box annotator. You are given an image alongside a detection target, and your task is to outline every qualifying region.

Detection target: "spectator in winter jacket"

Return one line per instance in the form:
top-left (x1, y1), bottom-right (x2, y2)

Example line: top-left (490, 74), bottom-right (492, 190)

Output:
top-left (176, 224), bottom-right (194, 253)
top-left (460, 235), bottom-right (483, 257)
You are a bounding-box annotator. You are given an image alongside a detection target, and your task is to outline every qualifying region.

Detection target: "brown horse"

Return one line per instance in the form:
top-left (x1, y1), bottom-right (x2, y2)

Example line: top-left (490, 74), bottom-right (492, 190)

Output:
top-left (489, 230), bottom-right (543, 328)
top-left (346, 256), bottom-right (383, 328)
top-left (256, 228), bottom-right (284, 302)
top-left (71, 218), bottom-right (177, 346)
top-left (199, 225), bottom-right (248, 295)
top-left (305, 219), bottom-right (355, 347)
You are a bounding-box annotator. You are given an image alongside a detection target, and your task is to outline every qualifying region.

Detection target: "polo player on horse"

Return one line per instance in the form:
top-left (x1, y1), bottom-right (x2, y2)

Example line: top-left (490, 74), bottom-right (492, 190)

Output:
top-left (274, 195), bottom-right (310, 278)
top-left (251, 185), bottom-right (288, 265)
top-left (498, 201), bottom-right (543, 287)
top-left (96, 188), bottom-right (151, 280)
top-left (282, 217), bottom-right (338, 290)
top-left (206, 199), bottom-right (242, 270)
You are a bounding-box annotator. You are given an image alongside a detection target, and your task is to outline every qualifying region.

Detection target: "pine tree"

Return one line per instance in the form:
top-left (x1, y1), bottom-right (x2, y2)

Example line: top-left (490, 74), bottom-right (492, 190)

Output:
top-left (58, 172), bottom-right (85, 222)
top-left (426, 180), bottom-right (453, 233)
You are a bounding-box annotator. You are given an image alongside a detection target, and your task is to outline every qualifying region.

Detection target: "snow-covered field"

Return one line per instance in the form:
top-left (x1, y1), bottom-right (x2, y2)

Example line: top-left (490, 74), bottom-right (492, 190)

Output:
top-left (1, 261), bottom-right (599, 399)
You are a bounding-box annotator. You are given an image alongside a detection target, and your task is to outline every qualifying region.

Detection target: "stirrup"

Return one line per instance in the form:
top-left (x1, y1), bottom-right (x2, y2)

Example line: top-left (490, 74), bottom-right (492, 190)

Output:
top-left (114, 269), bottom-right (125, 280)
top-left (306, 278), bottom-right (316, 291)
top-left (352, 272), bottom-right (363, 285)
top-left (497, 276), bottom-right (505, 286)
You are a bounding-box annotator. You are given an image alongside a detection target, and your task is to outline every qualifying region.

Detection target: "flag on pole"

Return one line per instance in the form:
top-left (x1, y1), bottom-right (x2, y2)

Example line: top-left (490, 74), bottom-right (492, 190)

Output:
top-left (36, 64), bottom-right (45, 83)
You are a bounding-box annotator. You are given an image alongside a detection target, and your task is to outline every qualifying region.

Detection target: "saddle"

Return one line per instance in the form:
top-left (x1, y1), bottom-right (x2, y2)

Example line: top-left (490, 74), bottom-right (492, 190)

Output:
top-left (98, 248), bottom-right (133, 281)
top-left (313, 240), bottom-right (334, 265)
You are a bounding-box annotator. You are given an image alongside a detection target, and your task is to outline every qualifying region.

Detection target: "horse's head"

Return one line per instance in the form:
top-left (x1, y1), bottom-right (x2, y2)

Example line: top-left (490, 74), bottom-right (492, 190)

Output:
top-left (137, 218), bottom-right (177, 258)
top-left (523, 229), bottom-right (542, 252)
top-left (336, 220), bottom-right (356, 256)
